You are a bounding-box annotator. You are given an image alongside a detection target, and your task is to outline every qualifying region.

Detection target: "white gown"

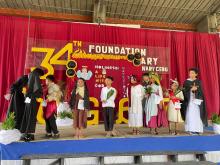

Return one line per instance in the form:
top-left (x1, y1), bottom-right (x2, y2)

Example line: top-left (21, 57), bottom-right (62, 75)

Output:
top-left (168, 91), bottom-right (184, 123)
top-left (185, 92), bottom-right (203, 133)
top-left (128, 84), bottom-right (145, 127)
top-left (144, 84), bottom-right (163, 126)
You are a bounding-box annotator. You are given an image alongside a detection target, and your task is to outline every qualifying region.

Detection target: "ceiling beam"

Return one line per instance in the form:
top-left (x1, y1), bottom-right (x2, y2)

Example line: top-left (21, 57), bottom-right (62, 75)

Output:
top-left (0, 7), bottom-right (92, 22)
top-left (0, 7), bottom-right (196, 31)
top-left (106, 17), bottom-right (196, 31)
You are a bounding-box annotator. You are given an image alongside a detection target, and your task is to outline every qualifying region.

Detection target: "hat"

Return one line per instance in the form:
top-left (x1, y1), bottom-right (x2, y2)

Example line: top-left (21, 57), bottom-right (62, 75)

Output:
top-left (170, 78), bottom-right (179, 86)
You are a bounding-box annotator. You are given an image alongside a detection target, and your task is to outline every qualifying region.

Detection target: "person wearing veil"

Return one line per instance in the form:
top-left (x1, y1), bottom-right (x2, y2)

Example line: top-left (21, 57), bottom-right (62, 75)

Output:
top-left (20, 68), bottom-right (44, 141)
top-left (5, 75), bottom-right (28, 130)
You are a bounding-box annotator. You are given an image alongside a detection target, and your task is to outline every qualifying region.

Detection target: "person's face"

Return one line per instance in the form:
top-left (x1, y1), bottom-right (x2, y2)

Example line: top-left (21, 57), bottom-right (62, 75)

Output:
top-left (45, 79), bottom-right (51, 85)
top-left (130, 77), bottom-right (137, 84)
top-left (143, 76), bottom-right (149, 82)
top-left (189, 70), bottom-right (197, 79)
top-left (171, 83), bottom-right (178, 91)
top-left (150, 78), bottom-right (155, 83)
top-left (105, 78), bottom-right (112, 86)
top-left (77, 79), bottom-right (85, 87)
top-left (82, 68), bottom-right (87, 73)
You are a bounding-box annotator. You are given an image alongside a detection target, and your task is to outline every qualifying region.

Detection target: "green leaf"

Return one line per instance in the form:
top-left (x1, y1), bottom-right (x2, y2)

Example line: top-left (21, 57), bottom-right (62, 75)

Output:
top-left (106, 89), bottom-right (114, 100)
top-left (211, 114), bottom-right (220, 124)
top-left (58, 111), bottom-right (73, 119)
top-left (145, 86), bottom-right (153, 94)
top-left (2, 112), bottom-right (15, 130)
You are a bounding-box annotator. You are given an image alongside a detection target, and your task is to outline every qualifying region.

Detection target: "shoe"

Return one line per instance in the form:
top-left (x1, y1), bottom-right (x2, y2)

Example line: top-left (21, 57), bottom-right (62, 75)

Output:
top-left (20, 134), bottom-right (26, 141)
top-left (45, 133), bottom-right (53, 138)
top-left (29, 134), bottom-right (35, 141)
top-left (24, 134), bottom-right (34, 142)
top-left (21, 134), bottom-right (34, 142)
top-left (189, 132), bottom-right (197, 135)
top-left (53, 133), bottom-right (60, 139)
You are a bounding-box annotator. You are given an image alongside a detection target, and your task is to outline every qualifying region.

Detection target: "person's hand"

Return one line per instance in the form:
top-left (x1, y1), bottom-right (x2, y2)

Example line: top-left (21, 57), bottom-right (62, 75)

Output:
top-left (170, 96), bottom-right (175, 99)
top-left (145, 94), bottom-right (149, 98)
top-left (191, 83), bottom-right (198, 91)
top-left (191, 86), bottom-right (198, 91)
top-left (4, 93), bottom-right (11, 101)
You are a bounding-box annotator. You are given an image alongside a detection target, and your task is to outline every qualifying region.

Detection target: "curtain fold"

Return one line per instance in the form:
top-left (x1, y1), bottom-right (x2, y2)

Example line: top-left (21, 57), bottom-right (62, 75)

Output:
top-left (0, 15), bottom-right (219, 121)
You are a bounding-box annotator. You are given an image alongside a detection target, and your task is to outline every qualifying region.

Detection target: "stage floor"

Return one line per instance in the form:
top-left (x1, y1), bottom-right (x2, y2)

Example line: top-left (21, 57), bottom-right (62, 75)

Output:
top-left (33, 123), bottom-right (214, 141)
top-left (1, 123), bottom-right (220, 163)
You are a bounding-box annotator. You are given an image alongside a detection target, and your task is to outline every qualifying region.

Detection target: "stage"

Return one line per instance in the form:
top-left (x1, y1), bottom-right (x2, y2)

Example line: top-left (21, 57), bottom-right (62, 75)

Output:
top-left (1, 124), bottom-right (220, 165)
top-left (33, 123), bottom-right (214, 140)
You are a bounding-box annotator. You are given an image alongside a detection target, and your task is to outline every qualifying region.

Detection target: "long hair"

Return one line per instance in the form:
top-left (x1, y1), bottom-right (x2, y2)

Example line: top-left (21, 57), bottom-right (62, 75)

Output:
top-left (73, 78), bottom-right (88, 92)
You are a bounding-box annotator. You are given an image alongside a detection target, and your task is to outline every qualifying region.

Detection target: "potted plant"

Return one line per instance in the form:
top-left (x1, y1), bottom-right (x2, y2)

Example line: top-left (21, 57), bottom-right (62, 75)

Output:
top-left (211, 114), bottom-right (220, 134)
top-left (56, 102), bottom-right (73, 127)
top-left (0, 112), bottom-right (21, 144)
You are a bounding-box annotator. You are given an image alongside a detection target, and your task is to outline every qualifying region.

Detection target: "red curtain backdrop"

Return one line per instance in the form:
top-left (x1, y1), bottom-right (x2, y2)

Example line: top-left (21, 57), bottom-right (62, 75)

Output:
top-left (0, 15), bottom-right (219, 121)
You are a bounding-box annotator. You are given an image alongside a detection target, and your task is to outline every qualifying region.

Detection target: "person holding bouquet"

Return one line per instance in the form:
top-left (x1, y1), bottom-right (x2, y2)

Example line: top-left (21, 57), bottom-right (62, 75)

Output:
top-left (101, 76), bottom-right (117, 137)
top-left (182, 68), bottom-right (207, 135)
top-left (167, 79), bottom-right (184, 135)
top-left (127, 75), bottom-right (145, 135)
top-left (144, 73), bottom-right (163, 135)
top-left (43, 75), bottom-right (62, 139)
top-left (69, 78), bottom-right (90, 139)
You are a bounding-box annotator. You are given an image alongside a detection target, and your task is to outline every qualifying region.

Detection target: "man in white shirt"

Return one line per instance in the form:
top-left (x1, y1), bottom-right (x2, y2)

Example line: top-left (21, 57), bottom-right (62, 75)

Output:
top-left (100, 76), bottom-right (117, 137)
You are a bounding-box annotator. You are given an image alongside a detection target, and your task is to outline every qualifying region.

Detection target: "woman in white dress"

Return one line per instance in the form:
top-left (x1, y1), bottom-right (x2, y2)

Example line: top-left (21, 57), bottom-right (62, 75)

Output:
top-left (127, 75), bottom-right (145, 135)
top-left (167, 79), bottom-right (184, 135)
top-left (144, 73), bottom-right (163, 135)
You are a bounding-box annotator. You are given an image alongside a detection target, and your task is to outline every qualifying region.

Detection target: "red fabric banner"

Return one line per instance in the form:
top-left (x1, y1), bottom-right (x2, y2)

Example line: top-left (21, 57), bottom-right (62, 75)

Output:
top-left (0, 15), bottom-right (219, 121)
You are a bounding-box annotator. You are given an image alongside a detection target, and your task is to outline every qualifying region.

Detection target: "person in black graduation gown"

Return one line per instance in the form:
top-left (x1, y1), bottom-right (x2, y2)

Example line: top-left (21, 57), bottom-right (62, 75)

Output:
top-left (181, 68), bottom-right (208, 135)
top-left (6, 75), bottom-right (28, 130)
top-left (20, 68), bottom-right (44, 141)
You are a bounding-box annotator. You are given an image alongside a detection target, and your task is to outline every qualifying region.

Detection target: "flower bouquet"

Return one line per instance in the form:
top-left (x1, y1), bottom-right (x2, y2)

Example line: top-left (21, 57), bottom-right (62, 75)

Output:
top-left (145, 86), bottom-right (153, 94)
top-left (106, 89), bottom-right (115, 100)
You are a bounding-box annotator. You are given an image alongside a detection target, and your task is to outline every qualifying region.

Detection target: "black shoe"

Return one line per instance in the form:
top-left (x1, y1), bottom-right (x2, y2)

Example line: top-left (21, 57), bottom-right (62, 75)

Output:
top-left (53, 133), bottom-right (60, 139)
top-left (24, 134), bottom-right (35, 142)
top-left (20, 134), bottom-right (27, 141)
top-left (29, 134), bottom-right (35, 141)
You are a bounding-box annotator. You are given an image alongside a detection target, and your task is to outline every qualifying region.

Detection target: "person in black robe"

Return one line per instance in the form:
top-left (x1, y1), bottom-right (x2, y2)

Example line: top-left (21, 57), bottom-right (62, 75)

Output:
top-left (20, 68), bottom-right (44, 141)
top-left (181, 68), bottom-right (208, 135)
top-left (142, 72), bottom-right (150, 127)
top-left (6, 75), bottom-right (28, 130)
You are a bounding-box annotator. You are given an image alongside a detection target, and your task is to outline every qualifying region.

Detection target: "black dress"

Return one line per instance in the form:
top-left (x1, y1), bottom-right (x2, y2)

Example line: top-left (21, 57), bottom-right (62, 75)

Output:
top-left (8, 75), bottom-right (28, 130)
top-left (20, 70), bottom-right (43, 134)
top-left (181, 79), bottom-right (208, 126)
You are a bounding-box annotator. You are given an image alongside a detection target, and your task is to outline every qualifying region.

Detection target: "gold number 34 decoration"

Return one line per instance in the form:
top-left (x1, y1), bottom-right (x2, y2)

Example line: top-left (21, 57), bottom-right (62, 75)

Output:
top-left (31, 43), bottom-right (74, 79)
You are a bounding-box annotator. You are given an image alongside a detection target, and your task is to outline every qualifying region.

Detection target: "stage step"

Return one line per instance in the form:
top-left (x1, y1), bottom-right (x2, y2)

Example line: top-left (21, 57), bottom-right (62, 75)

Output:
top-left (21, 151), bottom-right (209, 165)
